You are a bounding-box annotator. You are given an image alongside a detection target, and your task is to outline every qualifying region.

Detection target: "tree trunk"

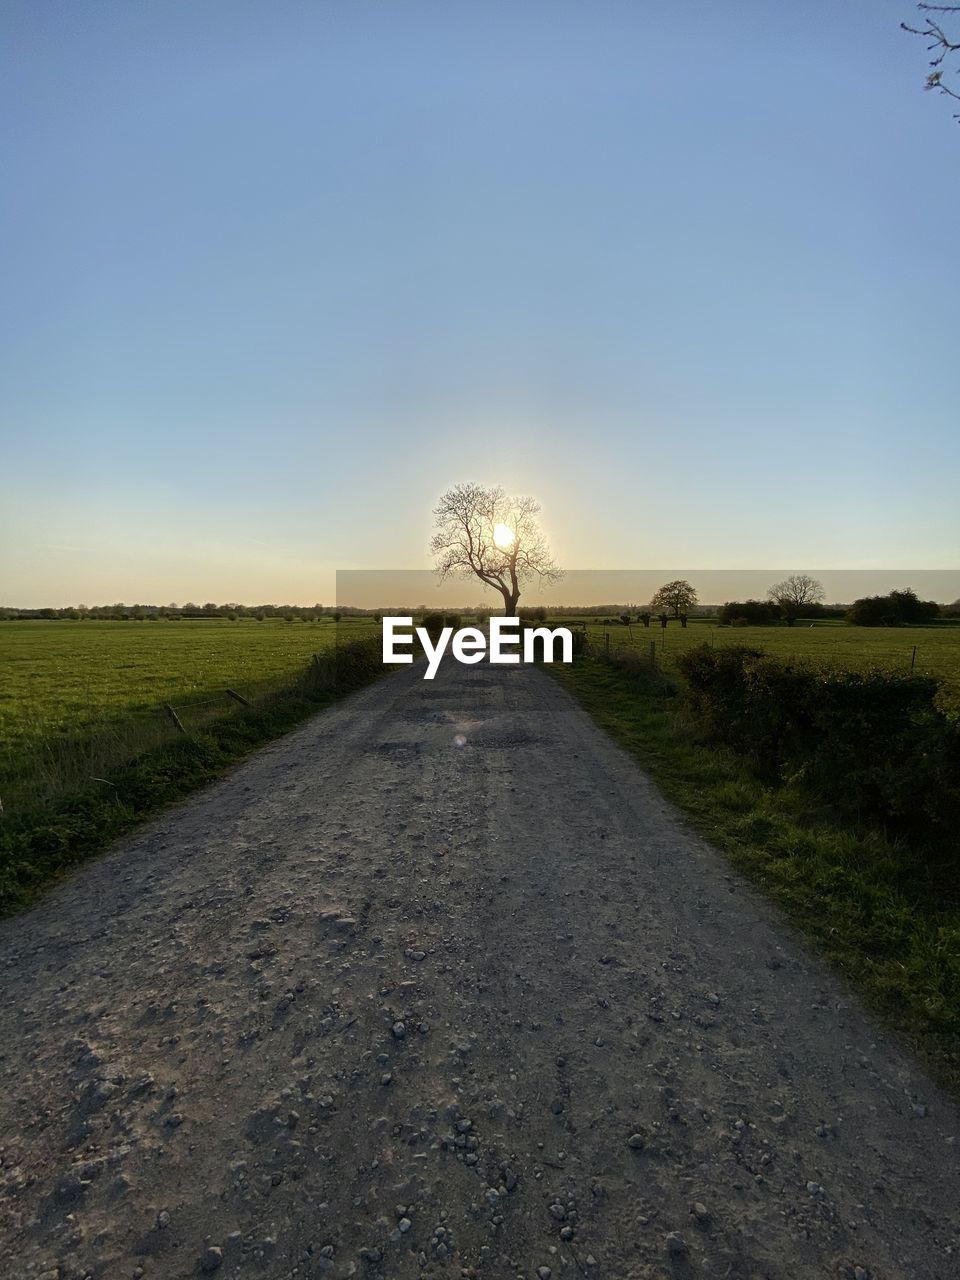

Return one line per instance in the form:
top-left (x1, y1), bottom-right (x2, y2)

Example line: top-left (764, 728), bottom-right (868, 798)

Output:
top-left (500, 590), bottom-right (520, 617)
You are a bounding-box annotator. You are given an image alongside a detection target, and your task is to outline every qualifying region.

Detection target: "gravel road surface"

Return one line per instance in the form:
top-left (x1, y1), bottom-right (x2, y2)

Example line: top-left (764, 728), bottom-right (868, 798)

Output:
top-left (1, 658), bottom-right (958, 1280)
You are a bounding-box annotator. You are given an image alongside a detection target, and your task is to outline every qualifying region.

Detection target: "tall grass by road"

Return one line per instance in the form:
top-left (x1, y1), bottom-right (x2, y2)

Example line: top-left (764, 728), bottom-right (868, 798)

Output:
top-left (0, 622), bottom-right (384, 913)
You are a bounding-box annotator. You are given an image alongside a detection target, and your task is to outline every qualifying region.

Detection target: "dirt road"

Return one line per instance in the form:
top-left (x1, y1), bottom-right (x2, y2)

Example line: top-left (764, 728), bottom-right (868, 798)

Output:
top-left (1, 658), bottom-right (958, 1280)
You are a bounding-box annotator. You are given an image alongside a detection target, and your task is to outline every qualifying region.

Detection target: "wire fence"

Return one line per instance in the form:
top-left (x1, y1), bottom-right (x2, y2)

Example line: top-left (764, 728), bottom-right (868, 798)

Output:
top-left (572, 618), bottom-right (960, 707)
top-left (1, 637), bottom-right (383, 818)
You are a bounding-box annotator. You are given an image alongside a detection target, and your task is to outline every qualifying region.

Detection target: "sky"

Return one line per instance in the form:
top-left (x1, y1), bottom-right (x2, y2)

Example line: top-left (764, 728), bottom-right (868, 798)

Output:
top-left (1, 0), bottom-right (958, 606)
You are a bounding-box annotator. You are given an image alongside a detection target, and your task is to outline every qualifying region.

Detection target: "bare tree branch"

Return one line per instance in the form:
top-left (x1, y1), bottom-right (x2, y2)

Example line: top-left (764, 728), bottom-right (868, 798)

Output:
top-left (903, 3), bottom-right (960, 119)
top-left (767, 574), bottom-right (825, 627)
top-left (430, 483), bottom-right (562, 616)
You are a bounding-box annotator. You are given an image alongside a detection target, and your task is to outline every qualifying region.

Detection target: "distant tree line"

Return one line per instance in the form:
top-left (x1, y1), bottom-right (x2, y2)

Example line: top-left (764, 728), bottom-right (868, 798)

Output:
top-left (3, 590), bottom-right (957, 626)
top-left (719, 599), bottom-right (847, 626)
top-left (0, 602), bottom-right (337, 621)
top-left (720, 587), bottom-right (957, 628)
top-left (0, 602), bottom-right (496, 622)
top-left (845, 588), bottom-right (944, 627)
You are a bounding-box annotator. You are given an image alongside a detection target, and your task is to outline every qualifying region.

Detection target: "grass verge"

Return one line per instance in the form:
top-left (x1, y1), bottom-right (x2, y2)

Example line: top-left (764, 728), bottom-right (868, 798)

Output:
top-left (552, 654), bottom-right (960, 1095)
top-left (0, 637), bottom-right (388, 916)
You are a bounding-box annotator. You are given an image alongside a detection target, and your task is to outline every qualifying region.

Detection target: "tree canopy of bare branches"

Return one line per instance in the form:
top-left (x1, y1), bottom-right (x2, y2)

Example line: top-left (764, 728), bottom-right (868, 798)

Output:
top-left (903, 3), bottom-right (960, 120)
top-left (767, 574), bottom-right (825, 626)
top-left (430, 484), bottom-right (562, 617)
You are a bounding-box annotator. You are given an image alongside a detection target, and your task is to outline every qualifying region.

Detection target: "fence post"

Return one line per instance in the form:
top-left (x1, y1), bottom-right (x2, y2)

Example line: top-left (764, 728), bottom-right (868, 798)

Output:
top-left (163, 703), bottom-right (186, 734)
top-left (911, 645), bottom-right (917, 671)
top-left (649, 641), bottom-right (656, 667)
top-left (226, 688), bottom-right (251, 706)
top-left (604, 631), bottom-right (610, 660)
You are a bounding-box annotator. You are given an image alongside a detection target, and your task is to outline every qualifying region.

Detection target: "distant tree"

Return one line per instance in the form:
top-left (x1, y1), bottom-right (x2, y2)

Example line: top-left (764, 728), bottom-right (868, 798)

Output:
top-left (430, 483), bottom-right (562, 617)
top-left (650, 579), bottom-right (698, 618)
top-left (767, 574), bottom-right (825, 627)
top-left (847, 588), bottom-right (940, 627)
top-left (719, 599), bottom-right (781, 626)
top-left (889, 588), bottom-right (940, 622)
top-left (332, 611), bottom-right (342, 623)
top-left (903, 3), bottom-right (960, 121)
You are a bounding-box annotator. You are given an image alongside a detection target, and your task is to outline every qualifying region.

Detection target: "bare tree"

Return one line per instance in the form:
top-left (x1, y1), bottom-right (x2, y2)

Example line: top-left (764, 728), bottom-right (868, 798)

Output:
top-left (903, 3), bottom-right (960, 120)
top-left (767, 574), bottom-right (825, 627)
top-left (649, 579), bottom-right (698, 618)
top-left (430, 484), bottom-right (562, 617)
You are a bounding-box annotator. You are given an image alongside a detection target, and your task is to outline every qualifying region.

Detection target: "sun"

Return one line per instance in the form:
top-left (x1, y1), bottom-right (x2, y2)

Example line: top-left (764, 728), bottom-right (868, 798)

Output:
top-left (493, 522), bottom-right (516, 551)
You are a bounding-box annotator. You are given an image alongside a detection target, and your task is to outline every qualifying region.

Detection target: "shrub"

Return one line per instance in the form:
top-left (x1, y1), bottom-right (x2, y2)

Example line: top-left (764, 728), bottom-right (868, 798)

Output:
top-left (677, 644), bottom-right (960, 831)
top-left (847, 589), bottom-right (940, 627)
top-left (718, 599), bottom-right (781, 626)
top-left (569, 625), bottom-right (588, 656)
top-left (420, 612), bottom-right (446, 638)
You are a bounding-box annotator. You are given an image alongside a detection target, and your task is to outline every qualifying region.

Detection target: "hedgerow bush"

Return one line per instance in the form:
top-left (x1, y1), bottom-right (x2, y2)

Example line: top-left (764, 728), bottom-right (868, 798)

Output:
top-left (420, 612), bottom-right (446, 637)
top-left (678, 645), bottom-right (960, 831)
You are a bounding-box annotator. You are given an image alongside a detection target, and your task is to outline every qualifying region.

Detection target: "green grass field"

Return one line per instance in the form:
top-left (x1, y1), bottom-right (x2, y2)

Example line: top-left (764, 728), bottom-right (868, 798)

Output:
top-left (558, 618), bottom-right (960, 706)
top-left (4, 614), bottom-right (958, 819)
top-left (0, 617), bottom-right (378, 814)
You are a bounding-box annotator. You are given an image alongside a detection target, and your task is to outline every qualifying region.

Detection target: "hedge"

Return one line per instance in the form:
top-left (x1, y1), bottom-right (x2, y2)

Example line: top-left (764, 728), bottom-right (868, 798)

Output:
top-left (677, 645), bottom-right (960, 832)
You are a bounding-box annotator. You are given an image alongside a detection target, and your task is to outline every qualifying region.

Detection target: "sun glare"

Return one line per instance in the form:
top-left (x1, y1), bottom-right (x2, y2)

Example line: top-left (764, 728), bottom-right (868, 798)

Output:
top-left (493, 522), bottom-right (516, 550)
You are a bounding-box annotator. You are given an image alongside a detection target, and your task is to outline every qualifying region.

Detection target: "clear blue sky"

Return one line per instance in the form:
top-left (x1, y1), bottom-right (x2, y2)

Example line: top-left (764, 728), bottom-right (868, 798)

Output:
top-left (2, 0), bottom-right (957, 605)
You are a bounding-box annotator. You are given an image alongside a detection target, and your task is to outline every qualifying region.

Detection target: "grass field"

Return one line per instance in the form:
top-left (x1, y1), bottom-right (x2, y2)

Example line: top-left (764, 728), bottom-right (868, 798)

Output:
top-left (0, 619), bottom-right (386, 912)
top-left (5, 617), bottom-right (959, 799)
top-left (0, 617), bottom-right (379, 814)
top-left (4, 612), bottom-right (958, 819)
top-left (557, 618), bottom-right (960, 707)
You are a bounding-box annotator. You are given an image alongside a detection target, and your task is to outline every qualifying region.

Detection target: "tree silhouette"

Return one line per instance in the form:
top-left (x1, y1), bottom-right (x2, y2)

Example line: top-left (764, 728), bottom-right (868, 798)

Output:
top-left (650, 579), bottom-right (698, 619)
top-left (767, 574), bottom-right (825, 626)
top-left (430, 484), bottom-right (562, 617)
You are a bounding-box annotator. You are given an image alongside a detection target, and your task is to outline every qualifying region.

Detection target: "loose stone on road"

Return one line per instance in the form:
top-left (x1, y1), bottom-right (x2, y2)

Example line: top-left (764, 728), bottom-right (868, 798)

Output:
top-left (0, 658), bottom-right (958, 1278)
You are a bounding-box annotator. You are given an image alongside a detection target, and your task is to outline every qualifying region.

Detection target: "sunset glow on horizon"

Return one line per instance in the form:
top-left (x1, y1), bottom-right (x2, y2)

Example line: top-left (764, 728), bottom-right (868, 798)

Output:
top-left (1, 1), bottom-right (957, 607)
